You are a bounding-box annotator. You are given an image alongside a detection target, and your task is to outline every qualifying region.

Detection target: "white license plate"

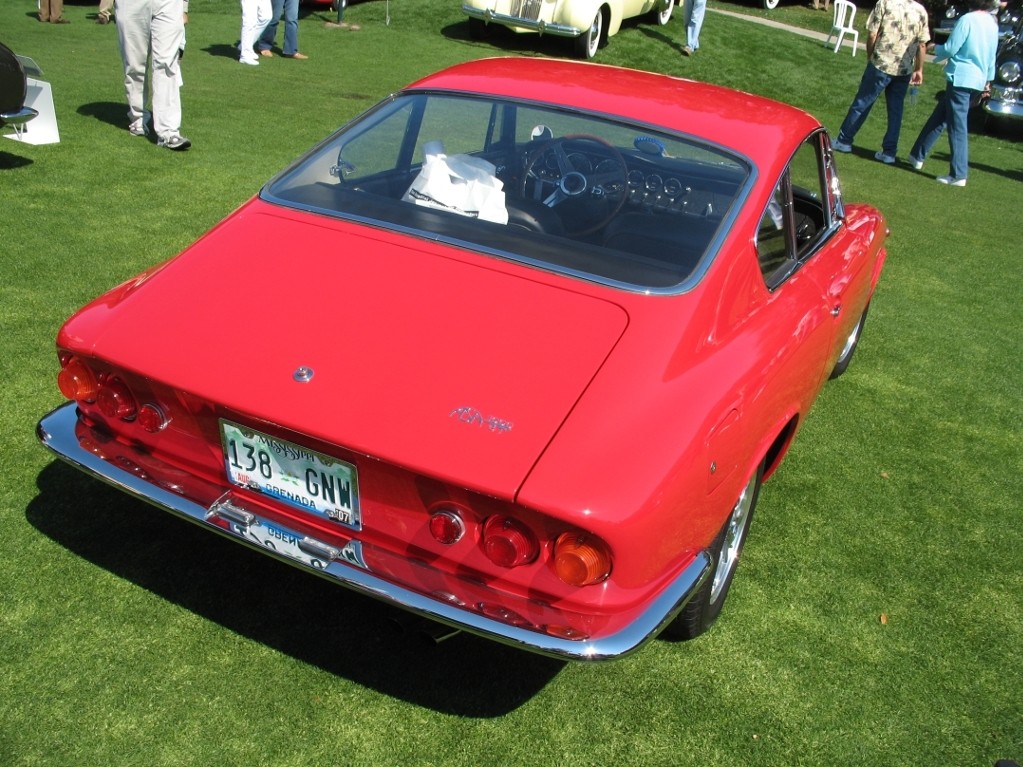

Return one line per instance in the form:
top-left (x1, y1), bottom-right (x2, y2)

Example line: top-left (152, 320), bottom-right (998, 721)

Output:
top-left (221, 421), bottom-right (360, 528)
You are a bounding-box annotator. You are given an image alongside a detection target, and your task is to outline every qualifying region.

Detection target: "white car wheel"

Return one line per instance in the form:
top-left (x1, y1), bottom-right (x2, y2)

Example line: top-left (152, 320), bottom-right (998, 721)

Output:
top-left (574, 11), bottom-right (603, 59)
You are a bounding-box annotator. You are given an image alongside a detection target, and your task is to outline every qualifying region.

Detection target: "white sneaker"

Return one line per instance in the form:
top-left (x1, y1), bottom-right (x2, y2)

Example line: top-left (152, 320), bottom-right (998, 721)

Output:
top-left (157, 133), bottom-right (191, 151)
top-left (874, 151), bottom-right (896, 165)
top-left (239, 56), bottom-right (259, 66)
top-left (833, 140), bottom-right (852, 153)
top-left (936, 175), bottom-right (967, 187)
top-left (909, 157), bottom-right (924, 170)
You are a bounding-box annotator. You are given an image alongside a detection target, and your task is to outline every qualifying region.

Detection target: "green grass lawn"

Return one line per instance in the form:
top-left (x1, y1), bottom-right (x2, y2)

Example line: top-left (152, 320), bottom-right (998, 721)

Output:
top-left (2, 1), bottom-right (1021, 765)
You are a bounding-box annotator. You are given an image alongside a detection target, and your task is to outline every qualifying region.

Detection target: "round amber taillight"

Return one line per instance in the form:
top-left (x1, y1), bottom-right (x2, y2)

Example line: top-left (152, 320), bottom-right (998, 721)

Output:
top-left (553, 532), bottom-right (611, 586)
top-left (57, 357), bottom-right (99, 402)
top-left (97, 377), bottom-right (138, 420)
top-left (481, 516), bottom-right (538, 568)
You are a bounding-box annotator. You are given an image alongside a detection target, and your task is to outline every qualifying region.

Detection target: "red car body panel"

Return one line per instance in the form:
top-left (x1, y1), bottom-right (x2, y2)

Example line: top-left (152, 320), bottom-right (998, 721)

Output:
top-left (38, 58), bottom-right (888, 660)
top-left (58, 202), bottom-right (630, 499)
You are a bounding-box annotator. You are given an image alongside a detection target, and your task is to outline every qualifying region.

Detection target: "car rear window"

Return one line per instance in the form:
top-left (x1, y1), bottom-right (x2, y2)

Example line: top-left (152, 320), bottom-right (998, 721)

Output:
top-left (264, 92), bottom-right (751, 292)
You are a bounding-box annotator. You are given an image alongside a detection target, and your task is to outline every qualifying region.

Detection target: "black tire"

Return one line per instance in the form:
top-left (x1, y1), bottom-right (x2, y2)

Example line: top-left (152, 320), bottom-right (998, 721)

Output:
top-left (574, 10), bottom-right (604, 59)
top-left (829, 302), bottom-right (870, 380)
top-left (662, 464), bottom-right (763, 640)
top-left (763, 0), bottom-right (780, 8)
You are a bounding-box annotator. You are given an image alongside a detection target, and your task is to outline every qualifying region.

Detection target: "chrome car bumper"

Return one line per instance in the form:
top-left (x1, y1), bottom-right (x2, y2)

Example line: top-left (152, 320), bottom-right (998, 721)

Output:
top-left (38, 403), bottom-right (711, 661)
top-left (0, 105), bottom-right (38, 128)
top-left (461, 3), bottom-right (582, 37)
top-left (984, 87), bottom-right (1023, 120)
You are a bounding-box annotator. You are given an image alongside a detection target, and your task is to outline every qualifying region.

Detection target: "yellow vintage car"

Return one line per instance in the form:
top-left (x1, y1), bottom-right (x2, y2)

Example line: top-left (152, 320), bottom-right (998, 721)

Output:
top-left (462, 0), bottom-right (674, 58)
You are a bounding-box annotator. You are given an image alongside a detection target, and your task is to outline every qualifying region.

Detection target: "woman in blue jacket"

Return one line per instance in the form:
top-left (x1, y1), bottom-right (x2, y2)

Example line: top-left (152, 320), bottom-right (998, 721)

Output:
top-left (907, 0), bottom-right (999, 186)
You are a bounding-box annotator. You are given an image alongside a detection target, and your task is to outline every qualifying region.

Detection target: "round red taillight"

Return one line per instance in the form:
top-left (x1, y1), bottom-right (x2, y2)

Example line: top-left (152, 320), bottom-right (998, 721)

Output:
top-left (553, 532), bottom-right (611, 586)
top-left (481, 516), bottom-right (538, 568)
top-left (137, 404), bottom-right (168, 433)
top-left (57, 357), bottom-right (99, 402)
top-left (97, 377), bottom-right (138, 420)
top-left (429, 507), bottom-right (465, 544)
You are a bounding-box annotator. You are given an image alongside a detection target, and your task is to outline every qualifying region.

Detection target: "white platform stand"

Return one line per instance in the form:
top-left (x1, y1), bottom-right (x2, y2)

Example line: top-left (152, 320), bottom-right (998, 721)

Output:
top-left (4, 77), bottom-right (60, 145)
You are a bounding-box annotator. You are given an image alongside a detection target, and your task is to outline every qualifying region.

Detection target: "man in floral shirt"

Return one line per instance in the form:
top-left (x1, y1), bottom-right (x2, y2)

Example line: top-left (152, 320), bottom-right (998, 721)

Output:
top-left (832, 0), bottom-right (930, 164)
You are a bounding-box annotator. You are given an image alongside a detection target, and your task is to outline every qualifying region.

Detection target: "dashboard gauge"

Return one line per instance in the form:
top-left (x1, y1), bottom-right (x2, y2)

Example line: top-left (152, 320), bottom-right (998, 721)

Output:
top-left (567, 153), bottom-right (591, 173)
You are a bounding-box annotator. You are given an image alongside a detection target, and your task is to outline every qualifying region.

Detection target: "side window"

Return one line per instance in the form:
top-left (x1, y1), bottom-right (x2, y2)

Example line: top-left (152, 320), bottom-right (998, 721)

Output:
top-left (756, 182), bottom-right (791, 283)
top-left (756, 132), bottom-right (835, 289)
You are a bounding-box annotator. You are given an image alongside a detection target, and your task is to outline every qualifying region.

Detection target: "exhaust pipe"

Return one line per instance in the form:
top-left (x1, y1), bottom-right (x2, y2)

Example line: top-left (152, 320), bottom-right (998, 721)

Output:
top-left (388, 614), bottom-right (462, 644)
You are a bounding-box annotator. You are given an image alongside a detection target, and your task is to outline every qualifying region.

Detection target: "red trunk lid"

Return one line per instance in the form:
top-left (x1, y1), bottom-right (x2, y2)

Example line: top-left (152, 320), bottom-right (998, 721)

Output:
top-left (65, 202), bottom-right (629, 499)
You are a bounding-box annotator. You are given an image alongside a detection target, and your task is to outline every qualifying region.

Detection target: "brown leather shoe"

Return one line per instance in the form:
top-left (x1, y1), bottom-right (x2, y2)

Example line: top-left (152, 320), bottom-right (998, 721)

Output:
top-left (284, 52), bottom-right (309, 59)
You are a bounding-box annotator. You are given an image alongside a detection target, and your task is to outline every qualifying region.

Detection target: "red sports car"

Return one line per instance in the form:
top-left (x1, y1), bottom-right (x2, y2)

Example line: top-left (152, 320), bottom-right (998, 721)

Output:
top-left (38, 58), bottom-right (887, 660)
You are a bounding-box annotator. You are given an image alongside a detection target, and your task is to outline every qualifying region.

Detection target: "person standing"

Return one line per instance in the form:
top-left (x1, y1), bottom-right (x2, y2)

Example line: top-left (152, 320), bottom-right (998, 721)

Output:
top-left (116, 0), bottom-right (191, 150)
top-left (681, 0), bottom-right (706, 57)
top-left (38, 0), bottom-right (70, 24)
top-left (239, 0), bottom-right (273, 65)
top-left (257, 0), bottom-right (308, 59)
top-left (832, 0), bottom-right (930, 164)
top-left (907, 0), bottom-right (999, 186)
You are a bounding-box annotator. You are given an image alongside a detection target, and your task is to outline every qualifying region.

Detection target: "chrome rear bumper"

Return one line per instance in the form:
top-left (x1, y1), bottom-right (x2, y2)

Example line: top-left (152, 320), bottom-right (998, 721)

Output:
top-left (38, 403), bottom-right (710, 661)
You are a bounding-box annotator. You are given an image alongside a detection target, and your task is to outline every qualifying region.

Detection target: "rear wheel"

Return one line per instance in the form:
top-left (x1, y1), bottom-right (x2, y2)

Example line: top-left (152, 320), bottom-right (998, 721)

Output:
top-left (662, 464), bottom-right (763, 640)
top-left (829, 302), bottom-right (869, 379)
top-left (574, 10), bottom-right (604, 59)
top-left (763, 0), bottom-right (780, 8)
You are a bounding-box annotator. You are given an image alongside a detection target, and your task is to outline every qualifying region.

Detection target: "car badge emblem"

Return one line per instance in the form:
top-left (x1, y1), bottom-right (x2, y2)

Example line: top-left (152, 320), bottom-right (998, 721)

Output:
top-left (450, 406), bottom-right (513, 434)
top-left (293, 366), bottom-right (315, 383)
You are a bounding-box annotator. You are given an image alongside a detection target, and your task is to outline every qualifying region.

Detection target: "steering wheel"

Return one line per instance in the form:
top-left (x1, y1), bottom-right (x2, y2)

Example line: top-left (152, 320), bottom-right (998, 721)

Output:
top-left (520, 134), bottom-right (628, 236)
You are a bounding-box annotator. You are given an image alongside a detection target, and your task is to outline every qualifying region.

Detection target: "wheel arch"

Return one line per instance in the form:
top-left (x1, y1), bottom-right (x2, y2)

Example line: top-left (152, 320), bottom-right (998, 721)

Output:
top-left (758, 413), bottom-right (800, 483)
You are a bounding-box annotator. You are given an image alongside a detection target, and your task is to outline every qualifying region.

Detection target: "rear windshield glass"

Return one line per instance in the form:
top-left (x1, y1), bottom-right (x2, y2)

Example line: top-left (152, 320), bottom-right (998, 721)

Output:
top-left (264, 92), bottom-right (750, 291)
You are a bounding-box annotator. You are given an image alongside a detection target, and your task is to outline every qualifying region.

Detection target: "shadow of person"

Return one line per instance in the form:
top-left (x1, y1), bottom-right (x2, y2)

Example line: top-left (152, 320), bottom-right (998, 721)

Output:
top-left (77, 101), bottom-right (127, 129)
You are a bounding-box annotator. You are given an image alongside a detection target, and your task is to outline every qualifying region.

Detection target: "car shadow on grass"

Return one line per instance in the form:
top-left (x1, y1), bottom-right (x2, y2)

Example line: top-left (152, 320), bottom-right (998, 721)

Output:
top-left (28, 460), bottom-right (565, 716)
top-left (0, 149), bottom-right (33, 169)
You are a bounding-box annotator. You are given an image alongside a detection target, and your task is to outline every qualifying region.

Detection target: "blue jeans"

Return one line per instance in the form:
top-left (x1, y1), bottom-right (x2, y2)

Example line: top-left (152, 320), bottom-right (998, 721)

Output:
top-left (837, 63), bottom-right (911, 156)
top-left (908, 82), bottom-right (975, 181)
top-left (683, 0), bottom-right (706, 50)
top-left (258, 0), bottom-right (298, 55)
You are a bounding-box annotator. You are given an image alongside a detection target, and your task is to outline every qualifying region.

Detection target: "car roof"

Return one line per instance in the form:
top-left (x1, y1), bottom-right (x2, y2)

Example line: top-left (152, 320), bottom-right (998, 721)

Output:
top-left (405, 57), bottom-right (822, 179)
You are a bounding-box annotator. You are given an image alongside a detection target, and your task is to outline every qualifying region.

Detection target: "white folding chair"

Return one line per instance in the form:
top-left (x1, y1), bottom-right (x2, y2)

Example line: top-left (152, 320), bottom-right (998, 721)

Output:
top-left (825, 0), bottom-right (859, 56)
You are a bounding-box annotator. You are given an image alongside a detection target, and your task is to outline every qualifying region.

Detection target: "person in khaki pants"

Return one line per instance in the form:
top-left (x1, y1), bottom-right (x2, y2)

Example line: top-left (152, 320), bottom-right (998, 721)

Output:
top-left (39, 0), bottom-right (70, 23)
top-left (115, 0), bottom-right (192, 150)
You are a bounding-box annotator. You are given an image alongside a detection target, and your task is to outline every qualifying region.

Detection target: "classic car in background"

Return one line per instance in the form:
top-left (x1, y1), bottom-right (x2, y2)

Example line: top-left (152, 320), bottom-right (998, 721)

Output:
top-left (463, 0), bottom-right (674, 58)
top-left (38, 58), bottom-right (888, 661)
top-left (0, 41), bottom-right (37, 132)
top-left (935, 0), bottom-right (1020, 38)
top-left (984, 12), bottom-right (1023, 121)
